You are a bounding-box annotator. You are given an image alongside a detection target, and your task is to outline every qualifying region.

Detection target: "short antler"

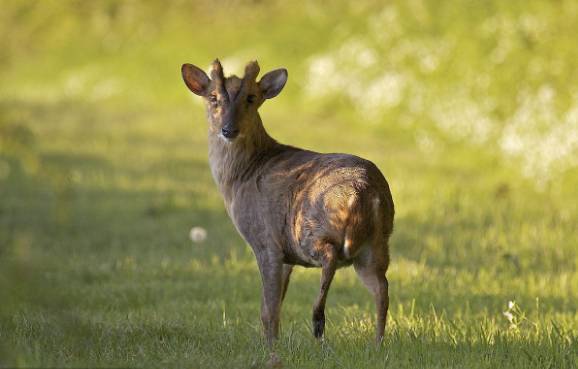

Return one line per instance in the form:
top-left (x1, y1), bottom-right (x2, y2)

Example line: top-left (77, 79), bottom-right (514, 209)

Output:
top-left (210, 59), bottom-right (225, 81)
top-left (237, 60), bottom-right (260, 99)
top-left (211, 59), bottom-right (229, 104)
top-left (243, 60), bottom-right (260, 82)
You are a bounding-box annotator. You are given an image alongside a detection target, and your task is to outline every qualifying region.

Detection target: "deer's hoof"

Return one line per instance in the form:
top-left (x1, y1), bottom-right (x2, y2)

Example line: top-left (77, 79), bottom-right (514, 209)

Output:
top-left (313, 310), bottom-right (325, 339)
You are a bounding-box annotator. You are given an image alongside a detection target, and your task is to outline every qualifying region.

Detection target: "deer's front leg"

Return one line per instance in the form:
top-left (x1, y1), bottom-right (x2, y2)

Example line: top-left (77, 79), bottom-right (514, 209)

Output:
top-left (256, 252), bottom-right (284, 348)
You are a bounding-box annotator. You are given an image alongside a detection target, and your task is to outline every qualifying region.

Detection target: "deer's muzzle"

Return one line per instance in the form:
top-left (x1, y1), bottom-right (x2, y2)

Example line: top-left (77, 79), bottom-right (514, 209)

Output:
top-left (221, 126), bottom-right (239, 139)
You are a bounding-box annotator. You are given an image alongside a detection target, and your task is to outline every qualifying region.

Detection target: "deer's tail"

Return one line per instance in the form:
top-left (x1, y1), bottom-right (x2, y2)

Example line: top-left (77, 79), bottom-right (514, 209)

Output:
top-left (342, 191), bottom-right (383, 259)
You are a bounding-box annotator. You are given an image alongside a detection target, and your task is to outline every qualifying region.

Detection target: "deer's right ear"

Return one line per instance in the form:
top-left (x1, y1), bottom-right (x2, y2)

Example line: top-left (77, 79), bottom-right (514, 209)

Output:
top-left (182, 64), bottom-right (210, 96)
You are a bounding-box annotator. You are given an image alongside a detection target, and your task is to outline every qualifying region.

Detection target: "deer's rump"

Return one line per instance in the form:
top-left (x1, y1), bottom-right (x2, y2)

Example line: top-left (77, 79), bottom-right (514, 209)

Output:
top-left (261, 149), bottom-right (394, 267)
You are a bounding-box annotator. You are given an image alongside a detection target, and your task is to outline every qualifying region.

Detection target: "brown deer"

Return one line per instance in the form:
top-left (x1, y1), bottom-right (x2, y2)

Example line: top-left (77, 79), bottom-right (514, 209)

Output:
top-left (181, 59), bottom-right (395, 347)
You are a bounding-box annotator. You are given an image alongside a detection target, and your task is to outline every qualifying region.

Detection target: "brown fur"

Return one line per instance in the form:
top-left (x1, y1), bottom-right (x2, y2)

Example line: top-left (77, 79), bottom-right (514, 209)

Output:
top-left (181, 59), bottom-right (395, 346)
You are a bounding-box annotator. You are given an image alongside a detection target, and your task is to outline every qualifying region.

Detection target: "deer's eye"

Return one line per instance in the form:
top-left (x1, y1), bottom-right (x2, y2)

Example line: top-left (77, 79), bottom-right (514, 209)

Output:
top-left (247, 95), bottom-right (256, 104)
top-left (208, 95), bottom-right (217, 105)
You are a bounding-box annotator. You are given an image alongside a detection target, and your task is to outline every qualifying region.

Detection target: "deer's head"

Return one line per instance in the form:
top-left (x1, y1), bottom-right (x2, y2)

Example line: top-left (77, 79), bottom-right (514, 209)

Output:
top-left (182, 59), bottom-right (287, 141)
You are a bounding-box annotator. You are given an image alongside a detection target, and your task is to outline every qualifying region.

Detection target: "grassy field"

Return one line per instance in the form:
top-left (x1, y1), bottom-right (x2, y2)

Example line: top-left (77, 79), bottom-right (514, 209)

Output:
top-left (1, 1), bottom-right (577, 368)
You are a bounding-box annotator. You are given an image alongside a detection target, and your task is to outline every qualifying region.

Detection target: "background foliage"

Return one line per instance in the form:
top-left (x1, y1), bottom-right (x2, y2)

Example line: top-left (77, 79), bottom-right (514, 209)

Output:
top-left (1, 1), bottom-right (577, 368)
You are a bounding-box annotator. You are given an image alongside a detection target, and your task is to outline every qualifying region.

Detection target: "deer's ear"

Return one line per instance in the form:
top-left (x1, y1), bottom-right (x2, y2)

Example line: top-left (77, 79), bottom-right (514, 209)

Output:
top-left (182, 64), bottom-right (210, 96)
top-left (259, 69), bottom-right (288, 99)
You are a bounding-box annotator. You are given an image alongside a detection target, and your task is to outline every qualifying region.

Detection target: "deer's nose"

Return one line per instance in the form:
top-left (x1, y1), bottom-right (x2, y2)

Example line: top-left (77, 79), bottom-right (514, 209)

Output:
top-left (221, 127), bottom-right (239, 139)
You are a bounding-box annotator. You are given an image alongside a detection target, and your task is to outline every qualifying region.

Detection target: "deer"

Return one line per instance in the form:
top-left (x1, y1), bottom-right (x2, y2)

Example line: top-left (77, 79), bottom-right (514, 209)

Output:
top-left (181, 59), bottom-right (395, 349)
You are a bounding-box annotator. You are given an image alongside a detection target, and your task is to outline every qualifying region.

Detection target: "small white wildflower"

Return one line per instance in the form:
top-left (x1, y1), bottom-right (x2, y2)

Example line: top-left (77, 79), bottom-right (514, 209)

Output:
top-left (189, 226), bottom-right (207, 243)
top-left (503, 311), bottom-right (514, 324)
top-left (508, 301), bottom-right (516, 309)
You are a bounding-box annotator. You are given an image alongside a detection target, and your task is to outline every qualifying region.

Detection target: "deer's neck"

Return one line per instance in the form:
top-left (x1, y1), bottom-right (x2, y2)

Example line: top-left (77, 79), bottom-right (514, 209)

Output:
top-left (208, 115), bottom-right (276, 203)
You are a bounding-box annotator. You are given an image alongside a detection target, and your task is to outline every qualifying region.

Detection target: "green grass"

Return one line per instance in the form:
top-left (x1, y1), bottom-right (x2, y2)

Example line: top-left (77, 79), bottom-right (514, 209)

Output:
top-left (1, 1), bottom-right (577, 368)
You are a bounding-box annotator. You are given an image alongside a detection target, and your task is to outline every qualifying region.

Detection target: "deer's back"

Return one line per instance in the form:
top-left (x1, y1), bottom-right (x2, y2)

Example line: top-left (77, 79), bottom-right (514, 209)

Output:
top-left (228, 144), bottom-right (394, 267)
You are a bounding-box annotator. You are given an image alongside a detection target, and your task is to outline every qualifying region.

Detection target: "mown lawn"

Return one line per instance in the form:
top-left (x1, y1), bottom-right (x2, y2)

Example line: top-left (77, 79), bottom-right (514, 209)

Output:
top-left (1, 1), bottom-right (577, 368)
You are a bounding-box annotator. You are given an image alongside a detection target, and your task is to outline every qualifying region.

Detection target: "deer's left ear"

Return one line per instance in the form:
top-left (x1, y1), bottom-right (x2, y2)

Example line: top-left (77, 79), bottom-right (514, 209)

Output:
top-left (259, 69), bottom-right (288, 99)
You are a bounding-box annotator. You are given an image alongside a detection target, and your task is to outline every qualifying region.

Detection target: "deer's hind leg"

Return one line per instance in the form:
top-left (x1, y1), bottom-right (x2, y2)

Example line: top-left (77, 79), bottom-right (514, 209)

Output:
top-left (353, 240), bottom-right (390, 343)
top-left (311, 242), bottom-right (337, 339)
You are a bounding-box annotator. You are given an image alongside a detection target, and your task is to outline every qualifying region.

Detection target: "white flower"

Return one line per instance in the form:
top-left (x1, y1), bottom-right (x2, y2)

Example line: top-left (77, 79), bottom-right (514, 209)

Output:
top-left (508, 301), bottom-right (516, 310)
top-left (503, 311), bottom-right (514, 324)
top-left (189, 226), bottom-right (207, 243)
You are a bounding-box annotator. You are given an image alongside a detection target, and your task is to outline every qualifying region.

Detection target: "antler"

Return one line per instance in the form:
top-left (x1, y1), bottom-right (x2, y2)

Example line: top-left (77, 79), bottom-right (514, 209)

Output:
top-left (211, 59), bottom-right (230, 104)
top-left (236, 60), bottom-right (260, 100)
top-left (243, 60), bottom-right (260, 82)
